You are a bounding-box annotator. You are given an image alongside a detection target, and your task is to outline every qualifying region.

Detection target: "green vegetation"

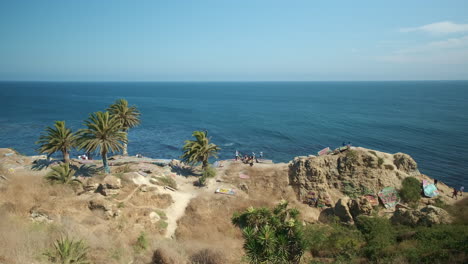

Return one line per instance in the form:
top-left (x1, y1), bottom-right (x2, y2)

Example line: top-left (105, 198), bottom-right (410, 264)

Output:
top-left (107, 99), bottom-right (141, 156)
top-left (45, 163), bottom-right (82, 186)
top-left (155, 209), bottom-right (167, 220)
top-left (181, 130), bottom-right (220, 170)
top-left (355, 216), bottom-right (396, 259)
top-left (304, 222), bottom-right (364, 260)
top-left (342, 181), bottom-right (372, 198)
top-left (134, 232), bottom-right (148, 253)
top-left (232, 200), bottom-right (305, 264)
top-left (155, 175), bottom-right (178, 190)
top-left (77, 111), bottom-right (127, 174)
top-left (198, 165), bottom-right (216, 187)
top-left (158, 220), bottom-right (168, 229)
top-left (345, 150), bottom-right (358, 165)
top-left (399, 177), bottom-right (421, 204)
top-left (44, 236), bottom-right (90, 264)
top-left (377, 157), bottom-right (384, 168)
top-left (36, 121), bottom-right (77, 164)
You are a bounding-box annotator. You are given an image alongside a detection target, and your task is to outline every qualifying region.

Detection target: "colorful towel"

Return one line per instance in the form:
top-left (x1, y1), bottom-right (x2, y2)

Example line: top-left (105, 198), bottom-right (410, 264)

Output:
top-left (422, 180), bottom-right (439, 198)
top-left (318, 147), bottom-right (331, 156)
top-left (378, 187), bottom-right (400, 208)
top-left (215, 188), bottom-right (235, 195)
top-left (363, 194), bottom-right (379, 206)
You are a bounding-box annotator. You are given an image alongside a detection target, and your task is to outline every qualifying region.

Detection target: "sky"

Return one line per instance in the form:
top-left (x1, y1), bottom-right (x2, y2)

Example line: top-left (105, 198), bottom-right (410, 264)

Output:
top-left (0, 0), bottom-right (468, 81)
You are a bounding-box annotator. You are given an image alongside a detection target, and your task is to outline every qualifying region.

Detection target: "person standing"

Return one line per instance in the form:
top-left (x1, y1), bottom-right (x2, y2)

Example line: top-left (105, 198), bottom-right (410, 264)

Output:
top-left (460, 186), bottom-right (464, 197)
top-left (452, 188), bottom-right (458, 200)
top-left (259, 151), bottom-right (263, 159)
top-left (235, 150), bottom-right (239, 160)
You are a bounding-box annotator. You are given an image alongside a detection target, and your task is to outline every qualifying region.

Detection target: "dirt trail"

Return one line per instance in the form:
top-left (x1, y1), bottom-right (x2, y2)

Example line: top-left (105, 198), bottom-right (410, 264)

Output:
top-left (131, 173), bottom-right (203, 238)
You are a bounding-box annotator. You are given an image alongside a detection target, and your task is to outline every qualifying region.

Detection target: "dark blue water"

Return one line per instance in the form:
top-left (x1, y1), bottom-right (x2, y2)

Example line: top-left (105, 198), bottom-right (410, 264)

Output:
top-left (0, 81), bottom-right (467, 188)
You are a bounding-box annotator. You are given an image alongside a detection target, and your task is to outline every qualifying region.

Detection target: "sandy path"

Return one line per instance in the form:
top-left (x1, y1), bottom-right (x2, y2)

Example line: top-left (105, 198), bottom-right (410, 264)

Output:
top-left (131, 172), bottom-right (202, 238)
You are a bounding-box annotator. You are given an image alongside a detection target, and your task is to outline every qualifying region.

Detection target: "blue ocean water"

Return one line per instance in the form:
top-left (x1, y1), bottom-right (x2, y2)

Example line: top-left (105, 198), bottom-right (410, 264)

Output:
top-left (0, 81), bottom-right (467, 188)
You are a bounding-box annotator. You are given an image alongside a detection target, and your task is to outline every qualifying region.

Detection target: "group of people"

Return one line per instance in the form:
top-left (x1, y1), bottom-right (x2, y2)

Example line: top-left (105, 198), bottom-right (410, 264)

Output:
top-left (235, 150), bottom-right (263, 166)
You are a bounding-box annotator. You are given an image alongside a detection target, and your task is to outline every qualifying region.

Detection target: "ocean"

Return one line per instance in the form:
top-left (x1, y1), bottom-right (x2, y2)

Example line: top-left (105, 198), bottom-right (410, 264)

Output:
top-left (0, 81), bottom-right (467, 188)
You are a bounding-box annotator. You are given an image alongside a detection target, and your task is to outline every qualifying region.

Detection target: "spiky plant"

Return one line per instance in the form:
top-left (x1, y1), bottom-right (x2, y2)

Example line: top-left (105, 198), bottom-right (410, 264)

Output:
top-left (76, 111), bottom-right (127, 173)
top-left (107, 98), bottom-right (140, 156)
top-left (232, 201), bottom-right (305, 264)
top-left (36, 121), bottom-right (76, 164)
top-left (45, 163), bottom-right (81, 185)
top-left (181, 131), bottom-right (220, 170)
top-left (44, 236), bottom-right (90, 264)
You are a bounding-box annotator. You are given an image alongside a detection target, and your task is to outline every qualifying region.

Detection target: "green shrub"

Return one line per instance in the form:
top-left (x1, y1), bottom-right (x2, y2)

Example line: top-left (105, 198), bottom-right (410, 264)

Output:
top-left (399, 177), bottom-right (421, 203)
top-left (134, 232), bottom-right (148, 253)
top-left (232, 200), bottom-right (306, 264)
top-left (158, 220), bottom-right (168, 229)
top-left (355, 216), bottom-right (396, 259)
top-left (203, 166), bottom-right (216, 178)
top-left (345, 150), bottom-right (358, 164)
top-left (304, 223), bottom-right (364, 260)
top-left (44, 236), bottom-right (90, 264)
top-left (377, 157), bottom-right (384, 168)
top-left (155, 175), bottom-right (177, 190)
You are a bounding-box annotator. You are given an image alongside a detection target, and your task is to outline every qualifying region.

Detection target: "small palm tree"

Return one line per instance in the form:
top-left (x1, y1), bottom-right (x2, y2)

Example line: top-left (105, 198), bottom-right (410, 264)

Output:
top-left (44, 236), bottom-right (90, 264)
top-left (36, 121), bottom-right (76, 164)
top-left (45, 163), bottom-right (81, 185)
top-left (77, 111), bottom-right (127, 173)
top-left (107, 99), bottom-right (140, 156)
top-left (181, 130), bottom-right (220, 170)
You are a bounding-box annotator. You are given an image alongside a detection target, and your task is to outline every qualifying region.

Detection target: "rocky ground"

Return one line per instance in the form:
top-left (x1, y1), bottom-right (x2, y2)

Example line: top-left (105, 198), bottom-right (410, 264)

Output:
top-left (0, 147), bottom-right (464, 263)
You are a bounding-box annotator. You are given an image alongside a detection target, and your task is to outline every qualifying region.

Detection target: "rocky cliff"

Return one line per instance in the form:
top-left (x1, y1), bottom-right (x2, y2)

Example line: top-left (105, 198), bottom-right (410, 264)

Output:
top-left (289, 147), bottom-right (420, 204)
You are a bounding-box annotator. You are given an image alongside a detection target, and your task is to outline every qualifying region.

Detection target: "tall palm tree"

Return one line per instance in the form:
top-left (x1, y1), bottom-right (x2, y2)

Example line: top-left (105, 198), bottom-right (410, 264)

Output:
top-left (76, 111), bottom-right (127, 173)
top-left (36, 121), bottom-right (76, 164)
top-left (107, 99), bottom-right (140, 156)
top-left (181, 130), bottom-right (220, 170)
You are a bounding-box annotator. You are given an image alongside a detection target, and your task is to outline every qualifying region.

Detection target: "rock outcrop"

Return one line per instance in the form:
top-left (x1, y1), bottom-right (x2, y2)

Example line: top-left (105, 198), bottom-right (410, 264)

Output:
top-left (96, 175), bottom-right (122, 196)
top-left (288, 147), bottom-right (421, 205)
top-left (392, 205), bottom-right (452, 226)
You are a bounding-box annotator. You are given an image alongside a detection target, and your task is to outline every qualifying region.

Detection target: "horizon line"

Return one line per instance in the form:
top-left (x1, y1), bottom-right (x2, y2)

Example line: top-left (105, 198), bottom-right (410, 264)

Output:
top-left (1, 79), bottom-right (468, 83)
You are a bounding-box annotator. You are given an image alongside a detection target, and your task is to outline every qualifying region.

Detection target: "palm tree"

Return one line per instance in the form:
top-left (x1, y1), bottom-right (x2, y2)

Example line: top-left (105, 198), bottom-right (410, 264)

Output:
top-left (36, 121), bottom-right (76, 164)
top-left (107, 99), bottom-right (140, 156)
top-left (45, 163), bottom-right (82, 185)
top-left (181, 130), bottom-right (220, 170)
top-left (76, 111), bottom-right (127, 173)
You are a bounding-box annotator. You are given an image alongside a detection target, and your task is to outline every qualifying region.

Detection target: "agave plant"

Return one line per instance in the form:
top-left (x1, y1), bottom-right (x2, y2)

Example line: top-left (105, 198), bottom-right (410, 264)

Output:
top-left (36, 121), bottom-right (77, 164)
top-left (76, 111), bottom-right (127, 173)
top-left (181, 130), bottom-right (220, 170)
top-left (232, 201), bottom-right (305, 264)
top-left (44, 236), bottom-right (90, 264)
top-left (107, 99), bottom-right (141, 156)
top-left (45, 163), bottom-right (81, 185)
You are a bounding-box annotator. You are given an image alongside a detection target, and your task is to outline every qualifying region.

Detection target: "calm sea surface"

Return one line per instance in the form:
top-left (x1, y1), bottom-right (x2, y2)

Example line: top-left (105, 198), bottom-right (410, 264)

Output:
top-left (0, 81), bottom-right (467, 188)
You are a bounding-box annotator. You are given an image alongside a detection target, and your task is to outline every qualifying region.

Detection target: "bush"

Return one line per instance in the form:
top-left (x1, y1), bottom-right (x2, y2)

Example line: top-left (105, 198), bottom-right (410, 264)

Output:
top-left (203, 166), bottom-right (216, 178)
top-left (345, 150), bottom-right (358, 164)
top-left (44, 236), bottom-right (90, 264)
top-left (399, 177), bottom-right (421, 204)
top-left (377, 157), bottom-right (384, 168)
top-left (190, 248), bottom-right (225, 264)
top-left (355, 216), bottom-right (396, 259)
top-left (134, 232), bottom-right (148, 253)
top-left (232, 200), bottom-right (306, 264)
top-left (304, 223), bottom-right (364, 260)
top-left (155, 176), bottom-right (178, 190)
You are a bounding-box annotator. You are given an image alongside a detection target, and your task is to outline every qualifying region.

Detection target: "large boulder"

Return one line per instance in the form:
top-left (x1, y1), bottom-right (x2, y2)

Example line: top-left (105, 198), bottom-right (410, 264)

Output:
top-left (334, 197), bottom-right (353, 224)
top-left (289, 148), bottom-right (421, 204)
top-left (348, 197), bottom-right (373, 218)
top-left (88, 197), bottom-right (118, 219)
top-left (97, 175), bottom-right (122, 196)
top-left (391, 205), bottom-right (452, 226)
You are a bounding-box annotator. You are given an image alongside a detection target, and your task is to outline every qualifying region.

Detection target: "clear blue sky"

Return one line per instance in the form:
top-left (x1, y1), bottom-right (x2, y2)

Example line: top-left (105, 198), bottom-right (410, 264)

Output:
top-left (1, 0), bottom-right (467, 81)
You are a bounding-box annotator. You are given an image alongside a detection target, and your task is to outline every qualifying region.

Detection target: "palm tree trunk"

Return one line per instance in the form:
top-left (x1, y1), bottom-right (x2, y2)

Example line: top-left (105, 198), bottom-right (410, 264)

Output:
top-left (123, 142), bottom-right (128, 156)
top-left (102, 151), bottom-right (110, 173)
top-left (202, 159), bottom-right (208, 170)
top-left (63, 150), bottom-right (70, 164)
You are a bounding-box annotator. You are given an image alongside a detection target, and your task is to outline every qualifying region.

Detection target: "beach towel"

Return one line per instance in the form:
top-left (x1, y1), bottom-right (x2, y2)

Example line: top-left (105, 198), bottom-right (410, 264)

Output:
top-left (318, 147), bottom-right (331, 156)
top-left (363, 194), bottom-right (379, 206)
top-left (239, 173), bottom-right (250, 179)
top-left (422, 180), bottom-right (439, 198)
top-left (378, 187), bottom-right (400, 208)
top-left (215, 188), bottom-right (235, 195)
